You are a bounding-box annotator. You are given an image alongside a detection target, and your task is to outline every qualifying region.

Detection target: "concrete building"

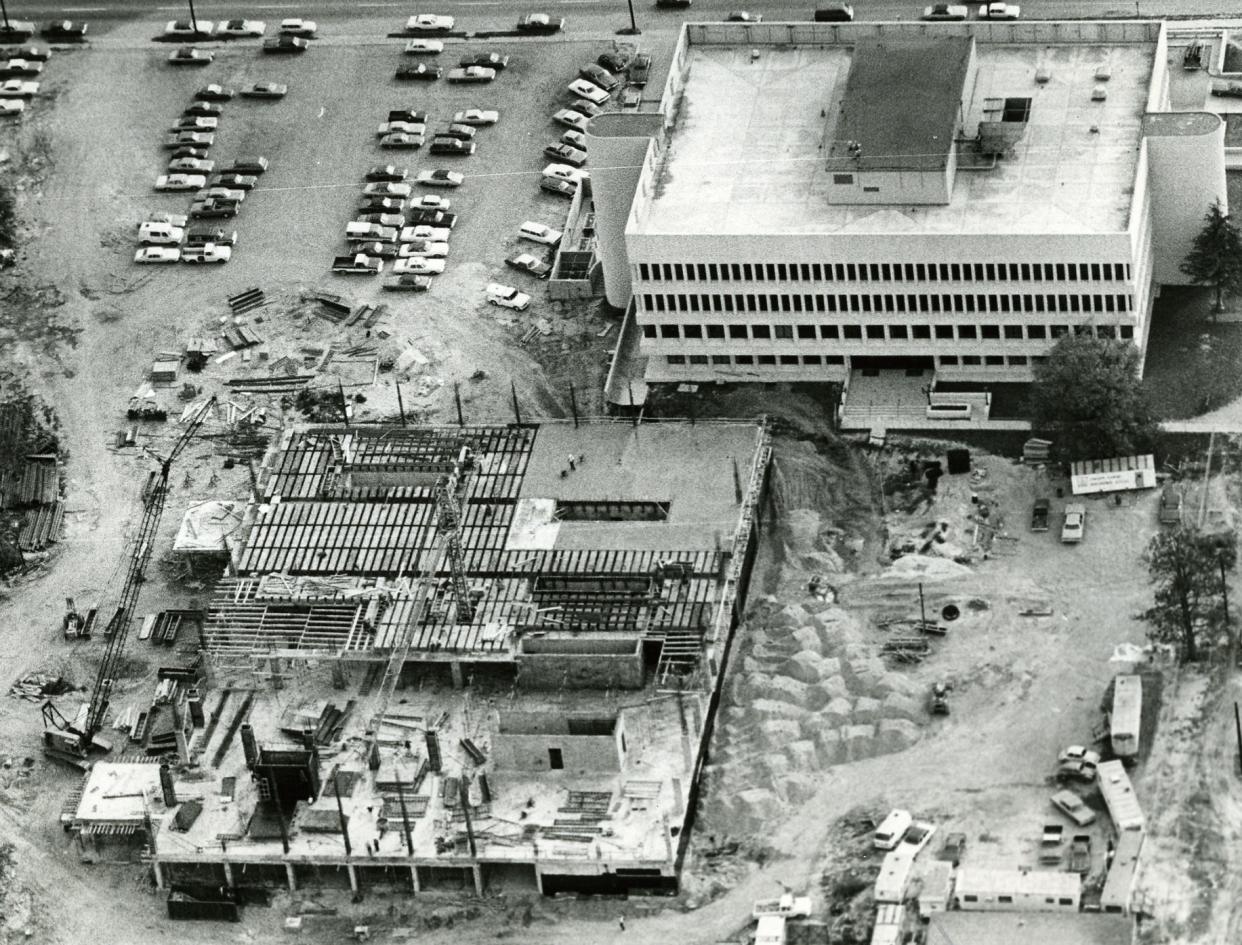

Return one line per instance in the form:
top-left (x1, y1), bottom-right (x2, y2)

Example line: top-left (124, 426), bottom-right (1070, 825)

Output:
top-left (589, 19), bottom-right (1224, 406)
top-left (65, 421), bottom-right (771, 898)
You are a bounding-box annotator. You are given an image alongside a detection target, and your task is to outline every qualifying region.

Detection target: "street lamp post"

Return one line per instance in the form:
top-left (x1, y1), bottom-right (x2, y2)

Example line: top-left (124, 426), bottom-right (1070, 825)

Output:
top-left (619, 0), bottom-right (640, 36)
top-left (0, 0), bottom-right (11, 33)
top-left (187, 0), bottom-right (199, 33)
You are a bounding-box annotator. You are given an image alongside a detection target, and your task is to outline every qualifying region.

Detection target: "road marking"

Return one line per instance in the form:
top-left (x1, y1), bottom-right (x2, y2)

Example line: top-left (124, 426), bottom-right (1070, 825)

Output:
top-left (253, 3), bottom-right (302, 8)
top-left (317, 106), bottom-right (325, 118)
top-left (61, 7), bottom-right (106, 11)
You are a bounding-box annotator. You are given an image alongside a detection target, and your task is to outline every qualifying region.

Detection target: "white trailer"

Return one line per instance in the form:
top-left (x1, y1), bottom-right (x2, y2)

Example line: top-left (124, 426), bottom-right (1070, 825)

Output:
top-left (1110, 675), bottom-right (1142, 760)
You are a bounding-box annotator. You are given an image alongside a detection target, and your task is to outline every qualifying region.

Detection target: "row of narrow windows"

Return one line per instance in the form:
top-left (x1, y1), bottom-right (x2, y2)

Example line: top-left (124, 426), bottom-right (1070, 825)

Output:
top-left (639, 292), bottom-right (1135, 315)
top-left (636, 261), bottom-right (1133, 284)
top-left (664, 353), bottom-right (1044, 368)
top-left (642, 322), bottom-right (1136, 342)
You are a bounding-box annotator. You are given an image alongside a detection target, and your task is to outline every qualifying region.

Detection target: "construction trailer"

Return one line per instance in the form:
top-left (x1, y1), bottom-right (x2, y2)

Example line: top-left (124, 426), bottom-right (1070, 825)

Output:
top-left (1109, 675), bottom-right (1142, 761)
top-left (1095, 758), bottom-right (1145, 915)
top-left (134, 419), bottom-right (771, 898)
top-left (874, 844), bottom-right (918, 904)
top-left (953, 868), bottom-right (1081, 912)
top-left (917, 860), bottom-right (955, 916)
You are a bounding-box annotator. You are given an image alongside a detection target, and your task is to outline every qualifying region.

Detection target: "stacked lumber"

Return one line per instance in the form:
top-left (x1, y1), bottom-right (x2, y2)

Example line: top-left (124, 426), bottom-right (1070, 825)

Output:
top-left (18, 501), bottom-right (62, 550)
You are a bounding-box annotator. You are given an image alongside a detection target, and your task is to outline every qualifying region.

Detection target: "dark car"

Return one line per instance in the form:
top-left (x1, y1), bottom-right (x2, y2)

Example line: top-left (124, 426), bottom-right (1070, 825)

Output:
top-left (540, 177), bottom-right (576, 198)
top-left (262, 35), bottom-right (308, 53)
top-left (506, 253), bottom-right (552, 279)
top-left (430, 136), bottom-right (475, 156)
top-left (655, 0), bottom-right (691, 7)
top-left (383, 274), bottom-right (432, 291)
top-left (578, 63), bottom-right (618, 90)
top-left (516, 13), bottom-right (564, 34)
top-left (598, 51), bottom-right (631, 73)
top-left (42, 20), bottom-right (88, 41)
top-left (348, 240), bottom-right (398, 259)
top-left (185, 226), bottom-right (237, 246)
top-left (461, 52), bottom-right (508, 70)
top-left (408, 208), bottom-right (456, 228)
top-left (195, 84), bottom-right (235, 101)
top-left (209, 173), bottom-right (258, 190)
top-left (189, 199), bottom-right (239, 219)
top-left (171, 145), bottom-right (210, 160)
top-left (437, 123), bottom-right (476, 141)
top-left (388, 109), bottom-right (428, 124)
top-left (366, 164), bottom-right (408, 182)
top-left (543, 142), bottom-right (586, 167)
top-left (628, 53), bottom-right (651, 86)
top-left (396, 63), bottom-right (440, 80)
top-left (240, 82), bottom-right (288, 99)
top-left (814, 4), bottom-right (855, 21)
top-left (227, 156), bottom-right (269, 174)
top-left (184, 101), bottom-right (223, 117)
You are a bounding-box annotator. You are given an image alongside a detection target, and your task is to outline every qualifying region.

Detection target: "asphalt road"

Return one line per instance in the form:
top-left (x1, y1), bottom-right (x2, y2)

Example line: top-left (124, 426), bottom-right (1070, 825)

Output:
top-left (6, 0), bottom-right (1241, 30)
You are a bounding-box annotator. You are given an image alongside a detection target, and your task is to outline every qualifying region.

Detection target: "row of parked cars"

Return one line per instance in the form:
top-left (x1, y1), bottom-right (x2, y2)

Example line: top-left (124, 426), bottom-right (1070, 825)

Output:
top-left (0, 42), bottom-right (49, 117)
top-left (167, 18), bottom-right (318, 65)
top-left (399, 13), bottom-right (564, 37)
top-left (396, 46), bottom-right (510, 84)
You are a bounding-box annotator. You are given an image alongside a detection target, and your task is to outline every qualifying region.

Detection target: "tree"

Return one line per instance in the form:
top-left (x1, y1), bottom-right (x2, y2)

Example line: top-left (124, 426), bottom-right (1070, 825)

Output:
top-left (1181, 198), bottom-right (1242, 315)
top-left (0, 181), bottom-right (14, 246)
top-left (1142, 527), bottom-right (1236, 663)
top-left (1028, 333), bottom-right (1160, 462)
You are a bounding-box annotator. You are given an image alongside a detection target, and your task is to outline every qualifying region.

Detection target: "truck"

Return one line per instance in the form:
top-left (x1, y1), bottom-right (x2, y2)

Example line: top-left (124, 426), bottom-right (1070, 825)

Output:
top-left (331, 254), bottom-right (382, 275)
top-left (1030, 498), bottom-right (1050, 531)
top-left (1069, 834), bottom-right (1091, 873)
top-left (752, 893), bottom-right (812, 919)
top-left (1061, 503), bottom-right (1085, 543)
top-left (754, 914), bottom-right (786, 945)
top-left (1109, 674), bottom-right (1142, 760)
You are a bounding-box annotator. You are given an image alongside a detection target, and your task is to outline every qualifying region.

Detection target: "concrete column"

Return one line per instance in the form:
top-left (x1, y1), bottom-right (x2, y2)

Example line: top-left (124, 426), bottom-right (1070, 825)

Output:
top-left (286, 863), bottom-right (297, 892)
top-left (347, 864), bottom-right (359, 894)
top-left (270, 657), bottom-right (284, 690)
top-left (533, 864), bottom-right (544, 895)
top-left (151, 859), bottom-right (165, 890)
top-left (471, 864), bottom-right (483, 896)
top-left (222, 861), bottom-right (234, 888)
top-left (410, 865), bottom-right (420, 893)
top-left (450, 661), bottom-right (464, 689)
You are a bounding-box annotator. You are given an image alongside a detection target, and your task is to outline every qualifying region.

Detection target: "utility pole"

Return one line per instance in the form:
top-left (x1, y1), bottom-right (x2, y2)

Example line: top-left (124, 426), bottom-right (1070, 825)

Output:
top-left (0, 0), bottom-right (10, 32)
top-left (187, 0), bottom-right (199, 33)
top-left (620, 0), bottom-right (640, 35)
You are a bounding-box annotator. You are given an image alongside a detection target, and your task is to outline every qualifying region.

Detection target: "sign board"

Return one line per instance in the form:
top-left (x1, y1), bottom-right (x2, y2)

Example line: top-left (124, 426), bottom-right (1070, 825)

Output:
top-left (1070, 454), bottom-right (1156, 496)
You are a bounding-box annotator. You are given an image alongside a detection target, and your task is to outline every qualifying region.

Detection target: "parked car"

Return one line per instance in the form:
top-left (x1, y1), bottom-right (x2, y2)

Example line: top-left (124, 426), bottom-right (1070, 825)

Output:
top-left (0, 99), bottom-right (22, 115)
top-left (184, 226), bottom-right (237, 246)
top-left (263, 35), bottom-right (308, 53)
top-left (416, 168), bottom-right (464, 187)
top-left (348, 240), bottom-right (398, 259)
top-left (345, 221), bottom-right (398, 242)
top-left (401, 224), bottom-right (451, 242)
top-left (388, 109), bottom-right (428, 124)
top-left (189, 198), bottom-right (239, 218)
top-left (938, 832), bottom-right (966, 865)
top-left (241, 82), bottom-right (287, 99)
top-left (155, 173), bottom-right (207, 191)
top-left (332, 253), bottom-right (383, 274)
top-left (164, 19), bottom-right (214, 39)
top-left (1, 58), bottom-right (45, 75)
top-left (540, 177), bottom-right (577, 198)
top-left (579, 63), bottom-right (618, 90)
top-left (411, 194), bottom-right (451, 210)
top-left (134, 246), bottom-right (181, 264)
top-left (168, 157), bottom-right (215, 173)
top-left (406, 14), bottom-right (454, 33)
top-left (164, 131), bottom-right (214, 148)
top-left (568, 77), bottom-right (610, 105)
top-left (226, 156), bottom-right (269, 174)
top-left (42, 20), bottom-right (88, 41)
top-left (408, 209), bottom-right (456, 228)
top-left (183, 101), bottom-right (223, 118)
top-left (138, 222), bottom-right (184, 244)
top-left (544, 162), bottom-right (588, 185)
top-left (517, 13), bottom-right (564, 34)
top-left (726, 11), bottom-right (762, 21)
top-left (544, 142), bottom-right (586, 167)
top-left (0, 44), bottom-right (48, 61)
top-left (1056, 746), bottom-right (1101, 784)
top-left (392, 256), bottom-right (446, 274)
top-left (195, 84), bottom-right (235, 101)
top-left (209, 174), bottom-right (258, 190)
top-left (380, 133), bottom-right (425, 149)
top-left (1030, 498), bottom-right (1050, 532)
top-left (553, 108), bottom-right (589, 132)
top-left (655, 0), bottom-right (692, 7)
top-left (182, 243), bottom-right (232, 263)
top-left (365, 181), bottom-right (412, 197)
top-left (1159, 485), bottom-right (1183, 525)
top-left (404, 39), bottom-right (444, 54)
top-left (629, 53), bottom-right (651, 85)
top-left (168, 47), bottom-right (213, 65)
top-left (978, 2), bottom-right (1020, 18)
top-left (366, 164), bottom-right (408, 182)
top-left (1061, 504), bottom-right (1085, 543)
top-left (397, 239), bottom-right (449, 258)
top-left (0, 78), bottom-right (36, 96)
top-left (446, 66), bottom-right (496, 83)
top-left (598, 51), bottom-right (631, 72)
top-left (216, 19), bottom-right (266, 37)
top-left (487, 282), bottom-right (531, 311)
top-left (813, 4), bottom-right (855, 21)
top-left (143, 212), bottom-right (189, 228)
top-left (519, 221), bottom-right (562, 245)
top-left (901, 822), bottom-right (937, 858)
top-left (561, 129), bottom-right (587, 150)
top-left (197, 186), bottom-right (245, 203)
top-left (378, 121), bottom-right (426, 138)
top-left (506, 253), bottom-right (552, 278)
top-left (430, 136), bottom-right (475, 155)
top-left (438, 123), bottom-right (476, 140)
top-left (279, 18), bottom-right (317, 37)
top-left (172, 116), bottom-right (217, 131)
top-left (452, 108), bottom-right (498, 125)
top-left (1069, 834), bottom-right (1092, 874)
top-left (462, 52), bottom-right (508, 70)
top-left (922, 3), bottom-right (968, 19)
top-left (1050, 789), bottom-right (1097, 827)
top-left (384, 274), bottom-right (433, 291)
top-left (356, 212), bottom-right (405, 228)
top-left (396, 63), bottom-right (440, 80)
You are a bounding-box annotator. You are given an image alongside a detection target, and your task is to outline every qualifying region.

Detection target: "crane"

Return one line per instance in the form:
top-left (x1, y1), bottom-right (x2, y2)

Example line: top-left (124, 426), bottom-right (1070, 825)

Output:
top-left (41, 396), bottom-right (217, 765)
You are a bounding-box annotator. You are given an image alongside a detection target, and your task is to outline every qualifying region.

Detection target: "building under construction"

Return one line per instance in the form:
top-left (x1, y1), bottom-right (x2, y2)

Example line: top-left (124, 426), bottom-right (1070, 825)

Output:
top-left (67, 419), bottom-right (770, 899)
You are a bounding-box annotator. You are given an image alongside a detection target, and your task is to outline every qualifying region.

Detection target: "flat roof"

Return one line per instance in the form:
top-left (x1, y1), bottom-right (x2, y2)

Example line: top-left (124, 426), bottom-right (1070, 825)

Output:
top-left (826, 37), bottom-right (972, 173)
top-left (928, 913), bottom-right (1131, 945)
top-left (75, 763), bottom-right (161, 825)
top-left (638, 34), bottom-right (1155, 236)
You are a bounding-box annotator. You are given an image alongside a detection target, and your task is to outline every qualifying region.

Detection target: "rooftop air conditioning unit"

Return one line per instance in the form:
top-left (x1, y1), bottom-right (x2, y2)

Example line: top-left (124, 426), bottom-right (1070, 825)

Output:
top-left (1095, 66), bottom-right (1111, 81)
top-left (1034, 66), bottom-right (1051, 84)
top-left (1092, 85), bottom-right (1108, 101)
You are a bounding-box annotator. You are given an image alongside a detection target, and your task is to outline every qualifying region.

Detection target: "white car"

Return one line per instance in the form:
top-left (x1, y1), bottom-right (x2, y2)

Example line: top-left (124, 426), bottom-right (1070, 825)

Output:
top-left (411, 194), bottom-right (451, 210)
top-left (553, 108), bottom-right (589, 132)
top-left (172, 116), bottom-right (218, 131)
top-left (922, 3), bottom-right (968, 19)
top-left (216, 19), bottom-right (265, 37)
top-left (567, 77), bottom-right (610, 106)
top-left (447, 66), bottom-right (496, 83)
top-left (155, 173), bottom-right (207, 191)
top-left (0, 99), bottom-right (24, 115)
top-left (279, 18), bottom-right (317, 37)
top-left (143, 213), bottom-right (188, 228)
top-left (197, 187), bottom-right (246, 203)
top-left (164, 19), bottom-right (215, 38)
top-left (901, 821), bottom-right (937, 858)
top-left (397, 240), bottom-right (449, 258)
top-left (405, 39), bottom-right (444, 54)
top-left (543, 163), bottom-right (589, 185)
top-left (406, 14), bottom-right (454, 32)
top-left (168, 157), bottom-right (214, 173)
top-left (364, 181), bottom-right (412, 197)
top-left (137, 222), bottom-right (184, 244)
top-left (377, 121), bottom-right (426, 137)
top-left (134, 246), bottom-right (181, 263)
top-left (519, 221), bottom-right (562, 245)
top-left (182, 243), bottom-right (232, 263)
top-left (393, 256), bottom-right (446, 274)
top-left (487, 283), bottom-right (531, 311)
top-left (400, 225), bottom-right (450, 243)
top-left (978, 2), bottom-right (1020, 17)
top-left (452, 108), bottom-right (498, 126)
top-left (0, 79), bottom-right (36, 97)
top-left (416, 169), bottom-right (464, 187)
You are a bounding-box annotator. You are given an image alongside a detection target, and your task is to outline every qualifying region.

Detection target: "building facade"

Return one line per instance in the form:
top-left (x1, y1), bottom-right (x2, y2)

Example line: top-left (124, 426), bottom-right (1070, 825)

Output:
top-left (589, 20), bottom-right (1225, 387)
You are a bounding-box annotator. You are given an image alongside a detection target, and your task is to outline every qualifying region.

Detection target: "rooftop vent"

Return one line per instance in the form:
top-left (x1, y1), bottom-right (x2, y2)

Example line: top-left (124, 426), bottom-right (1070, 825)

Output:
top-left (1092, 85), bottom-right (1108, 101)
top-left (1095, 65), bottom-right (1112, 81)
top-left (978, 96), bottom-right (1031, 155)
top-left (1034, 66), bottom-right (1051, 84)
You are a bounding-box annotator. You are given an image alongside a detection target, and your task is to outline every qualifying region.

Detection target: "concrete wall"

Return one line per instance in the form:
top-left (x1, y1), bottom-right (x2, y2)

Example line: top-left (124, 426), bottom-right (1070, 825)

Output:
top-left (492, 712), bottom-right (625, 774)
top-left (1143, 112), bottom-right (1227, 285)
top-left (516, 635), bottom-right (644, 690)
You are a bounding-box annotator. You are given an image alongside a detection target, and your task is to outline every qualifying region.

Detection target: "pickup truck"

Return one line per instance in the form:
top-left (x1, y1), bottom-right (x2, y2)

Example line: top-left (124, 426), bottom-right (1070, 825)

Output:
top-left (1069, 834), bottom-right (1091, 873)
top-left (331, 254), bottom-right (381, 275)
top-left (1039, 823), bottom-right (1064, 865)
top-left (978, 2), bottom-right (1020, 18)
top-left (1030, 498), bottom-right (1050, 532)
top-left (1061, 504), bottom-right (1085, 543)
top-left (752, 893), bottom-right (812, 919)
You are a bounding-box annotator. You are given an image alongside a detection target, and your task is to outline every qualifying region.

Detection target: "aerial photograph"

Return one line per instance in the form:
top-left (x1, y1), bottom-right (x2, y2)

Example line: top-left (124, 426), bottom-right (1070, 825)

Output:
top-left (0, 1), bottom-right (1241, 944)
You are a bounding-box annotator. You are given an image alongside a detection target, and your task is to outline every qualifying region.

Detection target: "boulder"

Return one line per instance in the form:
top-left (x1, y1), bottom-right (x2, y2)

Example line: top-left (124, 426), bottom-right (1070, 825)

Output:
top-left (792, 625), bottom-right (822, 653)
top-left (823, 697), bottom-right (852, 727)
top-left (766, 675), bottom-right (811, 707)
top-left (776, 773), bottom-right (820, 805)
top-left (814, 727), bottom-right (845, 766)
top-left (761, 751), bottom-right (791, 785)
top-left (769, 603), bottom-right (808, 629)
top-left (752, 700), bottom-right (806, 723)
top-left (735, 788), bottom-right (782, 827)
top-left (852, 696), bottom-right (881, 724)
top-left (808, 675), bottom-right (850, 706)
top-left (757, 718), bottom-right (803, 746)
top-left (843, 723), bottom-right (877, 761)
top-left (882, 692), bottom-right (921, 722)
top-left (877, 718), bottom-right (920, 754)
top-left (744, 672), bottom-right (773, 701)
top-left (781, 651), bottom-right (827, 684)
top-left (880, 672), bottom-right (920, 698)
top-left (785, 508), bottom-right (822, 553)
top-left (785, 739), bottom-right (818, 771)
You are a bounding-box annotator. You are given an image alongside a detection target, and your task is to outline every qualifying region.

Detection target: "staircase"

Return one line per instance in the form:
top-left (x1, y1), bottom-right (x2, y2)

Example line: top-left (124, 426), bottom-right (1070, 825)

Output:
top-left (655, 628), bottom-right (704, 685)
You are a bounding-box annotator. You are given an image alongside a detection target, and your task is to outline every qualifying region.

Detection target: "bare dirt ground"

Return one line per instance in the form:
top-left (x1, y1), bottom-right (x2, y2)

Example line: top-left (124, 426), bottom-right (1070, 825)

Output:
top-left (1, 17), bottom-right (1241, 945)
